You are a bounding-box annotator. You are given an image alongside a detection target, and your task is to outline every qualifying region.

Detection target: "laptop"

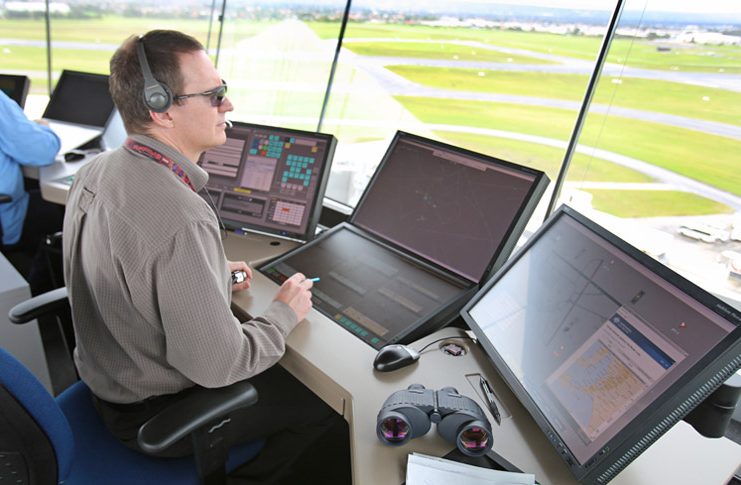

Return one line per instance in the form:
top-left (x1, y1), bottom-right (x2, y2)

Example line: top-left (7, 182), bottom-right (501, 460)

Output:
top-left (100, 109), bottom-right (127, 151)
top-left (259, 131), bottom-right (550, 349)
top-left (0, 74), bottom-right (30, 108)
top-left (197, 122), bottom-right (337, 242)
top-left (42, 70), bottom-right (114, 156)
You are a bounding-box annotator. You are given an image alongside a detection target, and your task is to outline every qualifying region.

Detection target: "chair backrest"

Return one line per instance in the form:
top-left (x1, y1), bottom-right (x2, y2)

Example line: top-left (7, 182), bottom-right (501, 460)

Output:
top-left (0, 348), bottom-right (75, 483)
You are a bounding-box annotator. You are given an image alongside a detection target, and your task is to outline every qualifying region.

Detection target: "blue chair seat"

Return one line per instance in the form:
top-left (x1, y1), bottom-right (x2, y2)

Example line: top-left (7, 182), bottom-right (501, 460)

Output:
top-left (0, 347), bottom-right (264, 484)
top-left (59, 381), bottom-right (264, 484)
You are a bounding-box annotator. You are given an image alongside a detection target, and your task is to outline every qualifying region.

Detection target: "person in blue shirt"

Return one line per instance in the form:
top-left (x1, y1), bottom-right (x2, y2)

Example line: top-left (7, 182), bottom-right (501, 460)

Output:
top-left (0, 89), bottom-right (62, 292)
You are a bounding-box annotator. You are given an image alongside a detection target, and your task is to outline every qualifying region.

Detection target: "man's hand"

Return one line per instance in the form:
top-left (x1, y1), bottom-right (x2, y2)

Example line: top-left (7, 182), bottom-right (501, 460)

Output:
top-left (274, 272), bottom-right (313, 322)
top-left (228, 260), bottom-right (252, 292)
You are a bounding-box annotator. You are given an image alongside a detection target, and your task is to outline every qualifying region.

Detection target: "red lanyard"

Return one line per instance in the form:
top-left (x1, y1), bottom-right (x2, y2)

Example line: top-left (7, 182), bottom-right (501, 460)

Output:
top-left (125, 138), bottom-right (196, 192)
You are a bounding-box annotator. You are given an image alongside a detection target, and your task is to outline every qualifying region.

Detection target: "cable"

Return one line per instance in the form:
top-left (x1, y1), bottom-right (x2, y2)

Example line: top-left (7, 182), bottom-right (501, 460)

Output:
top-left (415, 334), bottom-right (472, 354)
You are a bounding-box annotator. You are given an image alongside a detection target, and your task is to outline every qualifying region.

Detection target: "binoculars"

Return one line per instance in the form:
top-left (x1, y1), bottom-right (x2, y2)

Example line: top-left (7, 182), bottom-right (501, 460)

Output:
top-left (376, 384), bottom-right (492, 456)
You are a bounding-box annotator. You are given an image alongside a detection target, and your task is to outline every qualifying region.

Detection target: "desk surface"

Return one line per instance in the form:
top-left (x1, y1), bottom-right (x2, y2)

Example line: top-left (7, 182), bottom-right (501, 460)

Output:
top-left (226, 238), bottom-right (741, 485)
top-left (23, 155), bottom-right (92, 205)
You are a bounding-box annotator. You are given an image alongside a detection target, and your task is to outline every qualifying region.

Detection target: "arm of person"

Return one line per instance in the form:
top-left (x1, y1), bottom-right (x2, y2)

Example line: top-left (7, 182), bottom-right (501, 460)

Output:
top-left (0, 92), bottom-right (60, 166)
top-left (153, 219), bottom-right (307, 388)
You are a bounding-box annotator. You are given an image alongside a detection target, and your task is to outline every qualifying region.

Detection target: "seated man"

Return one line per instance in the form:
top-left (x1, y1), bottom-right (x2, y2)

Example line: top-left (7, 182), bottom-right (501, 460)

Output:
top-left (62, 30), bottom-right (347, 483)
top-left (0, 89), bottom-right (62, 293)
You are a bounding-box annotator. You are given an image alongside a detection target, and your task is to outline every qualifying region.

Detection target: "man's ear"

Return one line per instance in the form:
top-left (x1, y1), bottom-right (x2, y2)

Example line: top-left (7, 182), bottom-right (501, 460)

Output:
top-left (149, 109), bottom-right (174, 128)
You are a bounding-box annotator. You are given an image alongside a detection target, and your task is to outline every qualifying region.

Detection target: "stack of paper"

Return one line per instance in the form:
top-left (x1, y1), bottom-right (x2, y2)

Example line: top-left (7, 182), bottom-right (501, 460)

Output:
top-left (406, 453), bottom-right (535, 485)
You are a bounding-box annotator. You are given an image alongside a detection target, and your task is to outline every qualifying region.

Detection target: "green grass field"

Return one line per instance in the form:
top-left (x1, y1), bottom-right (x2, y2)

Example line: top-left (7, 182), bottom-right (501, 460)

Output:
top-left (385, 66), bottom-right (741, 126)
top-left (3, 16), bottom-right (738, 217)
top-left (341, 41), bottom-right (554, 64)
top-left (396, 96), bottom-right (741, 197)
top-left (586, 190), bottom-right (734, 217)
top-left (0, 17), bottom-right (272, 45)
top-left (430, 130), bottom-right (652, 183)
top-left (309, 21), bottom-right (741, 73)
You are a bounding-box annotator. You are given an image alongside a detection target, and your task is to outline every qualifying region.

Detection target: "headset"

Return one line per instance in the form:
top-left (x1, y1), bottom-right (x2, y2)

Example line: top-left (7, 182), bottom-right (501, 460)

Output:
top-left (135, 37), bottom-right (173, 113)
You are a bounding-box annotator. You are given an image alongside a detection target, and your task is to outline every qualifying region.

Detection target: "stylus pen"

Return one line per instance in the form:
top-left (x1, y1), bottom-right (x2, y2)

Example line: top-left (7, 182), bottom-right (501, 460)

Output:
top-left (480, 376), bottom-right (502, 425)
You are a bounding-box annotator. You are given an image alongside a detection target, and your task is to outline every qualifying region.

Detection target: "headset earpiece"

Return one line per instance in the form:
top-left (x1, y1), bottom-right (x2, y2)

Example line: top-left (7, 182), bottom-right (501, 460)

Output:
top-left (136, 37), bottom-right (172, 113)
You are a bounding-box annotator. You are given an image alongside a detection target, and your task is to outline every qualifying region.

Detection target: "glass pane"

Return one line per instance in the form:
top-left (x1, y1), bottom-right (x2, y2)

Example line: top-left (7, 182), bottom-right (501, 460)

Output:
top-left (563, 0), bottom-right (741, 307)
top-left (1, 6), bottom-right (50, 116)
top-left (317, 1), bottom-right (618, 209)
top-left (33, 2), bottom-right (220, 116)
top-left (216, 1), bottom-right (346, 131)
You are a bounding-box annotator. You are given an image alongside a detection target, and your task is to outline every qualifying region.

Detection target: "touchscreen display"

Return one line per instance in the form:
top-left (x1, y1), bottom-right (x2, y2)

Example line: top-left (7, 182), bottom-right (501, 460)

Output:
top-left (465, 209), bottom-right (738, 468)
top-left (261, 225), bottom-right (468, 349)
top-left (199, 122), bottom-right (335, 241)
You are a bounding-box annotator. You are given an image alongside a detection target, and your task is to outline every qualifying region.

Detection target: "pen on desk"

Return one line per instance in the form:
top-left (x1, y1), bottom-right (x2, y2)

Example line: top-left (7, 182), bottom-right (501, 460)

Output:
top-left (480, 376), bottom-right (502, 425)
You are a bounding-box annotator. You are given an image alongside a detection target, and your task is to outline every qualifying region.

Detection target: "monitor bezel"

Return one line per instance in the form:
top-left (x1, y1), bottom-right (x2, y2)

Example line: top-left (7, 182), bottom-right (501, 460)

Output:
top-left (202, 121), bottom-right (337, 242)
top-left (460, 205), bottom-right (741, 483)
top-left (349, 130), bottom-right (550, 285)
top-left (42, 69), bottom-right (113, 127)
top-left (0, 74), bottom-right (30, 109)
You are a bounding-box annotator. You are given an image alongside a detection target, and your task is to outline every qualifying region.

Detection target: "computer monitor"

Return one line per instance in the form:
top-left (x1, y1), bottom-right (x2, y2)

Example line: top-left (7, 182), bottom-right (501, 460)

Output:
top-left (461, 205), bottom-right (741, 484)
top-left (0, 74), bottom-right (30, 108)
top-left (42, 70), bottom-right (113, 127)
top-left (351, 131), bottom-right (549, 283)
top-left (198, 122), bottom-right (337, 241)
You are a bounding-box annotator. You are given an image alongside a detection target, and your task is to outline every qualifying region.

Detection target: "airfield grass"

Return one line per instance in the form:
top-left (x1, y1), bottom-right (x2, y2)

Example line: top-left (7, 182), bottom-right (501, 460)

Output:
top-left (3, 18), bottom-right (737, 215)
top-left (429, 130), bottom-right (652, 183)
top-left (386, 66), bottom-right (741, 126)
top-left (586, 190), bottom-right (734, 217)
top-left (396, 96), bottom-right (741, 197)
top-left (0, 17), bottom-right (271, 45)
top-left (342, 41), bottom-right (554, 64)
top-left (309, 21), bottom-right (741, 73)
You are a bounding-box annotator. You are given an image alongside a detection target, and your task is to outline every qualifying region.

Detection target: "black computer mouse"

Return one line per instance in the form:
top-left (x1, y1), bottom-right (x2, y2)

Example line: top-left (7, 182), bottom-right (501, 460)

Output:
top-left (63, 149), bottom-right (87, 162)
top-left (373, 344), bottom-right (420, 372)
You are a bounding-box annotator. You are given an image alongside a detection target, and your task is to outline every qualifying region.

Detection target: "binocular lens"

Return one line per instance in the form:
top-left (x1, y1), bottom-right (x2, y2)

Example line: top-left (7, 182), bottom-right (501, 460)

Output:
top-left (379, 416), bottom-right (410, 443)
top-left (459, 426), bottom-right (490, 454)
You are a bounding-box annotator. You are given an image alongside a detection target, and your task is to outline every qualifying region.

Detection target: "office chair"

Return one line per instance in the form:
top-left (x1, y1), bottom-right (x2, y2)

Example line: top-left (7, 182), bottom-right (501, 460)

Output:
top-left (5, 290), bottom-right (266, 485)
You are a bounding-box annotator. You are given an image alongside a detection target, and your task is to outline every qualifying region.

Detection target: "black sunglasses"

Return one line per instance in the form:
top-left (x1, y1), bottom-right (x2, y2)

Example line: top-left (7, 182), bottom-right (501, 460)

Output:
top-left (174, 80), bottom-right (227, 107)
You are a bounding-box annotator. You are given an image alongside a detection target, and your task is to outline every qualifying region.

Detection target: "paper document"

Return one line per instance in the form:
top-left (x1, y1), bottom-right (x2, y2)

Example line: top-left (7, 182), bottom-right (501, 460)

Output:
top-left (406, 453), bottom-right (535, 485)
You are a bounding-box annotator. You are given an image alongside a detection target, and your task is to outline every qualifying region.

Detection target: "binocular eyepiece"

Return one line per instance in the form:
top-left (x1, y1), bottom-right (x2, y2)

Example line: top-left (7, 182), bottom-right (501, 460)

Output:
top-left (376, 384), bottom-right (492, 456)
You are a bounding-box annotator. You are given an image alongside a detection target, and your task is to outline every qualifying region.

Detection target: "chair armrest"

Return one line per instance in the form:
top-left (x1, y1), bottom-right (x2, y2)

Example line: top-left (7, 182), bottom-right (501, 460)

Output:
top-left (8, 287), bottom-right (69, 324)
top-left (137, 380), bottom-right (259, 454)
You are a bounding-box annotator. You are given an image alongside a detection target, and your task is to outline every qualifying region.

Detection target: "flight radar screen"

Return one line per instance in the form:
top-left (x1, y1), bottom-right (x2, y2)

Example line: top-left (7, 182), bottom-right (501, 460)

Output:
top-left (461, 206), bottom-right (741, 483)
top-left (198, 122), bottom-right (336, 241)
top-left (352, 132), bottom-right (548, 283)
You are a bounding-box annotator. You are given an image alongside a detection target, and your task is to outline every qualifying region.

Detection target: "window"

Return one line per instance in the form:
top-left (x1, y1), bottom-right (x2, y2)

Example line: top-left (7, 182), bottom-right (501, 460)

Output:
top-left (317, 1), bottom-right (617, 208)
top-left (563, 0), bottom-right (741, 306)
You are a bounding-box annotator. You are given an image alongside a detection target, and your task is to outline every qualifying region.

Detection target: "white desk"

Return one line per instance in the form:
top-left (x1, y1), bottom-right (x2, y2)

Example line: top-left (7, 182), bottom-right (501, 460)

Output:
top-left (23, 155), bottom-right (93, 205)
top-left (226, 239), bottom-right (741, 485)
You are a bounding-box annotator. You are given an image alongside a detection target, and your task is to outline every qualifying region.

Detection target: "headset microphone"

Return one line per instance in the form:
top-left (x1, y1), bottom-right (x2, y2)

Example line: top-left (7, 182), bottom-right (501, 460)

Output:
top-left (136, 37), bottom-right (173, 113)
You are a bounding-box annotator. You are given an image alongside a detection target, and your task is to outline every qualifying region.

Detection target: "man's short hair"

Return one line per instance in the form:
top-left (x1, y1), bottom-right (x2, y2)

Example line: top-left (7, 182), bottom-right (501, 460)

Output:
top-left (109, 30), bottom-right (204, 134)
